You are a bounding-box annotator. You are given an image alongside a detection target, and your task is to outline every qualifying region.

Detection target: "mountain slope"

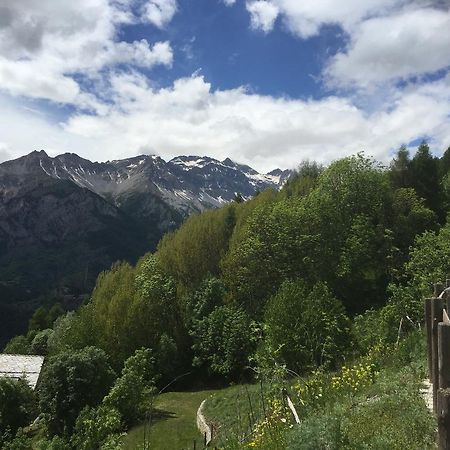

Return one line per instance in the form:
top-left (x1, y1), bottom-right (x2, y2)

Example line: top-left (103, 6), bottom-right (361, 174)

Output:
top-left (0, 150), bottom-right (291, 344)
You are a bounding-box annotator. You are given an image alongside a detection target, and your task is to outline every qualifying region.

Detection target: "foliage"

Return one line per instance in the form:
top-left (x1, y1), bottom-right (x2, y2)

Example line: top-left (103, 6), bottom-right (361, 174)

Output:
top-left (71, 405), bottom-right (123, 450)
top-left (29, 303), bottom-right (64, 335)
top-left (288, 367), bottom-right (434, 450)
top-left (0, 378), bottom-right (36, 435)
top-left (104, 348), bottom-right (157, 426)
top-left (30, 328), bottom-right (53, 355)
top-left (157, 205), bottom-right (236, 289)
top-left (191, 305), bottom-right (253, 379)
top-left (264, 279), bottom-right (350, 373)
top-left (406, 219), bottom-right (450, 295)
top-left (3, 335), bottom-right (30, 354)
top-left (38, 346), bottom-right (116, 435)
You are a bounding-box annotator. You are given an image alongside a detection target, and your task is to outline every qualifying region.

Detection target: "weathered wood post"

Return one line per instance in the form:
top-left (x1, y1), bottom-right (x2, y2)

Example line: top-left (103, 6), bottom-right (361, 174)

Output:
top-left (432, 297), bottom-right (444, 413)
top-left (439, 318), bottom-right (450, 389)
top-left (436, 283), bottom-right (446, 297)
top-left (426, 298), bottom-right (434, 380)
top-left (437, 388), bottom-right (450, 449)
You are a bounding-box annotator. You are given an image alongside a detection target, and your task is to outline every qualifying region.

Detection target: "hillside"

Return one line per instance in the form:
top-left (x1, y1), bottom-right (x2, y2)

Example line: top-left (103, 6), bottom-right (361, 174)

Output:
top-left (0, 150), bottom-right (291, 344)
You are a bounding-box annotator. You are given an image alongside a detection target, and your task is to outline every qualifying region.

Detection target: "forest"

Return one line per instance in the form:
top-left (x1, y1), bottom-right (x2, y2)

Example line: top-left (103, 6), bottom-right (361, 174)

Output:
top-left (2, 142), bottom-right (450, 449)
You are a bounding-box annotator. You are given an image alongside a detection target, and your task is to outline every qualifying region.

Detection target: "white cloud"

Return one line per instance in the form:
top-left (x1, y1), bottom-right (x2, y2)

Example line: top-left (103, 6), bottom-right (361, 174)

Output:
top-left (37, 73), bottom-right (450, 171)
top-left (223, 0), bottom-right (236, 5)
top-left (0, 0), bottom-right (173, 103)
top-left (0, 0), bottom-right (449, 173)
top-left (243, 0), bottom-right (404, 38)
top-left (246, 1), bottom-right (279, 33)
top-left (325, 8), bottom-right (450, 87)
top-left (142, 0), bottom-right (178, 28)
top-left (241, 0), bottom-right (450, 89)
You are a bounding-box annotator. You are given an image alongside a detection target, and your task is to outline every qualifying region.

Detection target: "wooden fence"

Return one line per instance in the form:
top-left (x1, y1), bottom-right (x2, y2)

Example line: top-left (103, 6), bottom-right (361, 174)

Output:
top-left (425, 280), bottom-right (450, 449)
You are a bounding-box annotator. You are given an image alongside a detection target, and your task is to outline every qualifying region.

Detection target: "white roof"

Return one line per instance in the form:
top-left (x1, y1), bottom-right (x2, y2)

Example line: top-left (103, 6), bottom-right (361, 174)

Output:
top-left (0, 354), bottom-right (45, 389)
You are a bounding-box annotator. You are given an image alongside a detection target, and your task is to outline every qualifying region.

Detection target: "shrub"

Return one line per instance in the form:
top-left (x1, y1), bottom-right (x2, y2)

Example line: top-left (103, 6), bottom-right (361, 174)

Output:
top-left (38, 346), bottom-right (116, 435)
top-left (264, 279), bottom-right (350, 373)
top-left (0, 378), bottom-right (36, 435)
top-left (71, 405), bottom-right (123, 450)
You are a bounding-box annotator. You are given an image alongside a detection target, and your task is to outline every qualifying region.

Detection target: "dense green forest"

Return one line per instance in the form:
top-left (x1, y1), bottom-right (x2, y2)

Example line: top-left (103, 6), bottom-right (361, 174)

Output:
top-left (2, 143), bottom-right (450, 449)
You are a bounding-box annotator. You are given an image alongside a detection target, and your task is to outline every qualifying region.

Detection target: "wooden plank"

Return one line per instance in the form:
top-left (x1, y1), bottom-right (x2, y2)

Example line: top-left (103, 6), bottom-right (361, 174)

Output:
top-left (426, 298), bottom-right (434, 380)
top-left (439, 323), bottom-right (450, 390)
top-left (433, 298), bottom-right (444, 413)
top-left (444, 309), bottom-right (450, 325)
top-left (437, 388), bottom-right (450, 449)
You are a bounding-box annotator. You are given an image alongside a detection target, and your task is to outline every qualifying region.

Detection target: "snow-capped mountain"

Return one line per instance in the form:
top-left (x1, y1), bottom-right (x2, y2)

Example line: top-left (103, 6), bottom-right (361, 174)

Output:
top-left (0, 150), bottom-right (291, 300)
top-left (0, 150), bottom-right (290, 214)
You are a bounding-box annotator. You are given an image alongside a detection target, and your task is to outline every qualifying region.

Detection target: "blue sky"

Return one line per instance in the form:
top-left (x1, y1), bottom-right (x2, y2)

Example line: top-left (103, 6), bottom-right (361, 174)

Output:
top-left (127, 0), bottom-right (342, 98)
top-left (0, 0), bottom-right (449, 172)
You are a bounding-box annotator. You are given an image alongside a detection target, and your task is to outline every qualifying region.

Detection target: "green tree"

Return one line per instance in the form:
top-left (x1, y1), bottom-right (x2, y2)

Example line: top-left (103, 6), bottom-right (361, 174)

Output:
top-left (191, 305), bottom-right (252, 379)
top-left (283, 160), bottom-right (324, 198)
top-left (38, 346), bottom-right (116, 435)
top-left (103, 348), bottom-right (157, 426)
top-left (28, 306), bottom-right (49, 335)
top-left (30, 329), bottom-right (53, 355)
top-left (439, 146), bottom-right (450, 178)
top-left (157, 205), bottom-right (236, 289)
top-left (265, 279), bottom-right (350, 373)
top-left (389, 145), bottom-right (411, 189)
top-left (410, 142), bottom-right (442, 217)
top-left (3, 336), bottom-right (30, 355)
top-left (71, 405), bottom-right (122, 450)
top-left (0, 378), bottom-right (36, 436)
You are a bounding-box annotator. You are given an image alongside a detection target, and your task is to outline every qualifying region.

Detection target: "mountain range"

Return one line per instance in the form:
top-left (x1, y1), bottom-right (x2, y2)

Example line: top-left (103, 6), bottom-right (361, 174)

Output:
top-left (0, 150), bottom-right (291, 343)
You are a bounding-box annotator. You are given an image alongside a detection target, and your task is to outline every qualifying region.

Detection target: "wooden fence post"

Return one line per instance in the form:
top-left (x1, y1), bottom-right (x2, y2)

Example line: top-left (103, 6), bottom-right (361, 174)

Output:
top-left (426, 298), bottom-right (434, 380)
top-left (439, 321), bottom-right (450, 390)
top-left (436, 283), bottom-right (446, 297)
top-left (437, 388), bottom-right (450, 449)
top-left (432, 297), bottom-right (444, 413)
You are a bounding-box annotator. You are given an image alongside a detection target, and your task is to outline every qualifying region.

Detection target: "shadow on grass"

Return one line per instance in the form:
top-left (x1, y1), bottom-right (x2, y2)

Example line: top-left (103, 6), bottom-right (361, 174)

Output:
top-left (148, 407), bottom-right (177, 424)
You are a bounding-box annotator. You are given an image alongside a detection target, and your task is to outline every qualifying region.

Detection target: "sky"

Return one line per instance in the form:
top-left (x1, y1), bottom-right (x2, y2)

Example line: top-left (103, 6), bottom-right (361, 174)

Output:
top-left (0, 0), bottom-right (449, 172)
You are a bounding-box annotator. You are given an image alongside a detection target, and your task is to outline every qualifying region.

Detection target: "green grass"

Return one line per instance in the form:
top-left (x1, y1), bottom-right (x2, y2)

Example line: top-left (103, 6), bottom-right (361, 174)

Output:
top-left (122, 389), bottom-right (218, 450)
top-left (203, 383), bottom-right (265, 446)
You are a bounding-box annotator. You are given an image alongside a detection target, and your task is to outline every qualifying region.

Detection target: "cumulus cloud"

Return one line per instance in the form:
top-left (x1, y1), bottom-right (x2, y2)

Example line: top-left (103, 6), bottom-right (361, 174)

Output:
top-left (325, 8), bottom-right (450, 87)
top-left (0, 0), bottom-right (449, 172)
top-left (142, 0), bottom-right (178, 28)
top-left (54, 73), bottom-right (450, 171)
top-left (246, 1), bottom-right (279, 33)
top-left (243, 0), bottom-right (402, 38)
top-left (242, 0), bottom-right (450, 88)
top-left (222, 0), bottom-right (236, 5)
top-left (0, 0), bottom-right (173, 103)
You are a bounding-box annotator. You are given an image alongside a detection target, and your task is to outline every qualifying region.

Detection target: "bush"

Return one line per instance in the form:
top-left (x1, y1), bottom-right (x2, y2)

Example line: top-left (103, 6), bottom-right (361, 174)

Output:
top-left (287, 365), bottom-right (434, 450)
top-left (0, 378), bottom-right (36, 435)
top-left (30, 329), bottom-right (53, 355)
top-left (191, 305), bottom-right (253, 379)
top-left (264, 279), bottom-right (350, 373)
top-left (71, 405), bottom-right (122, 450)
top-left (38, 346), bottom-right (116, 435)
top-left (3, 335), bottom-right (30, 354)
top-left (104, 348), bottom-right (157, 426)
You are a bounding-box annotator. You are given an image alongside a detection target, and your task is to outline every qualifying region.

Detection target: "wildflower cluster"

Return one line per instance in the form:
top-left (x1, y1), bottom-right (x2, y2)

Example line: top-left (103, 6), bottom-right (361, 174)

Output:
top-left (331, 362), bottom-right (377, 394)
top-left (293, 370), bottom-right (328, 408)
top-left (247, 399), bottom-right (288, 449)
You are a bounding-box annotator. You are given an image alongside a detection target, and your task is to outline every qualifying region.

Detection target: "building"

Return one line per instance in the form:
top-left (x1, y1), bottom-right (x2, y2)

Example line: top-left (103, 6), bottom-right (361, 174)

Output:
top-left (0, 354), bottom-right (45, 389)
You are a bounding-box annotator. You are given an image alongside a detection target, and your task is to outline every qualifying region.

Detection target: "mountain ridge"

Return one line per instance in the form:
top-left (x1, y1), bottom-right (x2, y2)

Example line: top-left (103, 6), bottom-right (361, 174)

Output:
top-left (0, 150), bottom-right (292, 341)
top-left (1, 150), bottom-right (291, 213)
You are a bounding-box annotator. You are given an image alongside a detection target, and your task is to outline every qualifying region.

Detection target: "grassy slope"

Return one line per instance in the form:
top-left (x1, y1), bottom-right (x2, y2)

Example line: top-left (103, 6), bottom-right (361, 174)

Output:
top-left (122, 389), bottom-right (218, 450)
